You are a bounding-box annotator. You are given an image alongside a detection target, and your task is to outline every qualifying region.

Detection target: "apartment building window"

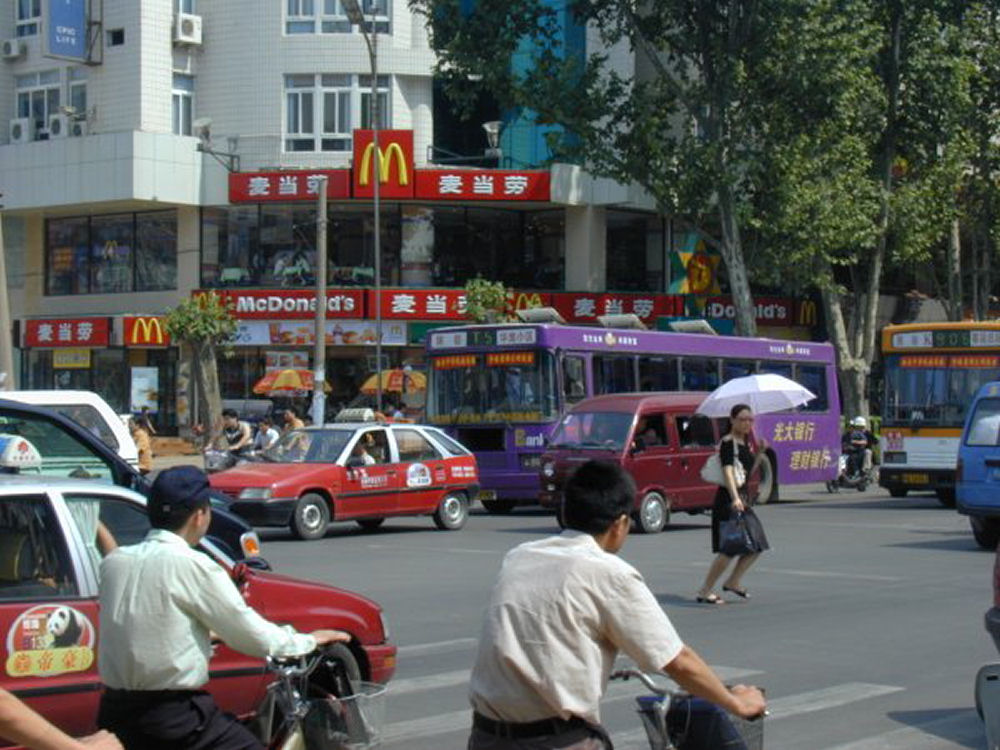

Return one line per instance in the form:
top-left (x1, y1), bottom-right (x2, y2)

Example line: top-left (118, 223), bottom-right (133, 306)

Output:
top-left (16, 71), bottom-right (60, 139)
top-left (177, 0), bottom-right (195, 12)
top-left (68, 68), bottom-right (87, 115)
top-left (172, 74), bottom-right (194, 135)
top-left (284, 74), bottom-right (390, 152)
top-left (16, 0), bottom-right (41, 37)
top-left (46, 211), bottom-right (178, 296)
top-left (285, 0), bottom-right (388, 34)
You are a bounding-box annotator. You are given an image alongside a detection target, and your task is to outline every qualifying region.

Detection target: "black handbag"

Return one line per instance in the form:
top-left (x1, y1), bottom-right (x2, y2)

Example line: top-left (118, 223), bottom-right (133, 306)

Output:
top-left (719, 512), bottom-right (754, 557)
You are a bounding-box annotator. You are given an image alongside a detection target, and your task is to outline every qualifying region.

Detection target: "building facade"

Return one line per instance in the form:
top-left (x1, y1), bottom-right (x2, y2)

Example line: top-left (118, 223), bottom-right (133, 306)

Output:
top-left (0, 0), bottom-right (819, 431)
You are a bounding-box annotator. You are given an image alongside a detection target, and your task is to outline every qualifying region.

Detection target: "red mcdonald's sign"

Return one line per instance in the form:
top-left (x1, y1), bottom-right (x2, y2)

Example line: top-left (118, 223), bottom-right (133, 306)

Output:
top-left (352, 129), bottom-right (415, 199)
top-left (124, 316), bottom-right (171, 347)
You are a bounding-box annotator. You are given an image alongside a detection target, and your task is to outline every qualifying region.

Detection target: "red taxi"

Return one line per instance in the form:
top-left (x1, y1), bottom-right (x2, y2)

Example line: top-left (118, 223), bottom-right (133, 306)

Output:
top-left (210, 422), bottom-right (480, 540)
top-left (0, 475), bottom-right (396, 748)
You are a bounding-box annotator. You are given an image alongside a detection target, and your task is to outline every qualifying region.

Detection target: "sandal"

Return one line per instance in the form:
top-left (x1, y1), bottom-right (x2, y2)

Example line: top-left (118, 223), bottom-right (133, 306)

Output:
top-left (696, 593), bottom-right (725, 605)
top-left (723, 585), bottom-right (750, 599)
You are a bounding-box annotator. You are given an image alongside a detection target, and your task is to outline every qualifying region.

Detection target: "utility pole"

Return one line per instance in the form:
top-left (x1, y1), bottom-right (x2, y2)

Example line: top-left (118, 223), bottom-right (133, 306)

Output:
top-left (0, 197), bottom-right (14, 390)
top-left (311, 177), bottom-right (328, 425)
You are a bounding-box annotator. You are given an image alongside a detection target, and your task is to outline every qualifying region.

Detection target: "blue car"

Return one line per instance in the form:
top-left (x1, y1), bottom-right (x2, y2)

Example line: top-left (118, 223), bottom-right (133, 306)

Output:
top-left (956, 382), bottom-right (1000, 549)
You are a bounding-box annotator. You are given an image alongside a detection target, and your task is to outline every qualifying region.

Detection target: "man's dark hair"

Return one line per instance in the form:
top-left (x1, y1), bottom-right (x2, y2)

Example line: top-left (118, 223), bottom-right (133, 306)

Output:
top-left (561, 460), bottom-right (635, 534)
top-left (148, 466), bottom-right (212, 532)
top-left (222, 408), bottom-right (238, 420)
top-left (151, 496), bottom-right (209, 532)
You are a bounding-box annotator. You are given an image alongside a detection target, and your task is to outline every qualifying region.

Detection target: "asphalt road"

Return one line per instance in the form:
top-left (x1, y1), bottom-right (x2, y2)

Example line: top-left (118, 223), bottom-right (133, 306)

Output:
top-left (255, 483), bottom-right (994, 750)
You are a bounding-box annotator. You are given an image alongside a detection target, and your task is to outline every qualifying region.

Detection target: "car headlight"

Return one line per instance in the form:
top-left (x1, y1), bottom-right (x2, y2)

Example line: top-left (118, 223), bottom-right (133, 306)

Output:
top-left (239, 487), bottom-right (272, 500)
top-left (542, 461), bottom-right (555, 478)
top-left (379, 610), bottom-right (391, 642)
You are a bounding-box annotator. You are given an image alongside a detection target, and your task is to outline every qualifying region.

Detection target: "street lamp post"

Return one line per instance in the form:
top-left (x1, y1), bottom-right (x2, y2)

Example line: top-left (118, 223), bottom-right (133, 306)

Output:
top-left (311, 176), bottom-right (328, 426)
top-left (343, 0), bottom-right (383, 414)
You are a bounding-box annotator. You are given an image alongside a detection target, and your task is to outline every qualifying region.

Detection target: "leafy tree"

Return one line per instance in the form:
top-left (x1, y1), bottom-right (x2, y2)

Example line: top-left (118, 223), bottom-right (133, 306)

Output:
top-left (464, 277), bottom-right (510, 322)
top-left (164, 292), bottom-right (237, 440)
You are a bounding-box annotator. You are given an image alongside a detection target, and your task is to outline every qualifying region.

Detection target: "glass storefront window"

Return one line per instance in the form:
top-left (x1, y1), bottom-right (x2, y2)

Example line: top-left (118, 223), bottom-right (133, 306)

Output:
top-left (260, 205), bottom-right (319, 287)
top-left (606, 211), bottom-right (665, 292)
top-left (24, 349), bottom-right (128, 414)
top-left (202, 206), bottom-right (259, 287)
top-left (46, 217), bottom-right (89, 295)
top-left (136, 212), bottom-right (178, 290)
top-left (91, 214), bottom-right (134, 293)
top-left (523, 210), bottom-right (564, 289)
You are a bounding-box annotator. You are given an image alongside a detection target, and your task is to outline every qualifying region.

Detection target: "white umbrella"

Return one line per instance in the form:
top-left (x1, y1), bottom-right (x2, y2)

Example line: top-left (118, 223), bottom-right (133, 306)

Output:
top-left (696, 373), bottom-right (816, 417)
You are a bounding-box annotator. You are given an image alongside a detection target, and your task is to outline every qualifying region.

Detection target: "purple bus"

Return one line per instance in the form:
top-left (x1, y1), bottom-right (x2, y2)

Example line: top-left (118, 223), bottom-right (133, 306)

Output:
top-left (426, 322), bottom-right (841, 513)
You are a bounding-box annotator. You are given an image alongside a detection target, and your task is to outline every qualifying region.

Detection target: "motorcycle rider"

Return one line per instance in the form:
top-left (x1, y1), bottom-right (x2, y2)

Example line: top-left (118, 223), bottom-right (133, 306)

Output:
top-left (842, 416), bottom-right (874, 478)
top-left (216, 408), bottom-right (253, 457)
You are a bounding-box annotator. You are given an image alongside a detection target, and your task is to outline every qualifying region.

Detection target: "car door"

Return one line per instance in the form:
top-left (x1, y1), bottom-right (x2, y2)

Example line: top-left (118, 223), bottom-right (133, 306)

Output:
top-left (338, 428), bottom-right (401, 519)
top-left (393, 428), bottom-right (448, 514)
top-left (960, 393), bottom-right (1000, 511)
top-left (0, 490), bottom-right (101, 740)
top-left (673, 412), bottom-right (719, 511)
top-left (625, 411), bottom-right (671, 501)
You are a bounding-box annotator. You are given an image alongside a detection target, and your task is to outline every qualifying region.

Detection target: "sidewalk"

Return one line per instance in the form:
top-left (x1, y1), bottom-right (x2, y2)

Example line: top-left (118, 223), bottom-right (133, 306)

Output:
top-left (150, 436), bottom-right (203, 474)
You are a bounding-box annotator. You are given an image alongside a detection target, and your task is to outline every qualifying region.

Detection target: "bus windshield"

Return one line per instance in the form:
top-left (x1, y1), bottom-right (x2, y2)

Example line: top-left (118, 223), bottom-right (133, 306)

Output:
top-left (549, 411), bottom-right (633, 451)
top-left (883, 355), bottom-right (997, 427)
top-left (429, 351), bottom-right (558, 423)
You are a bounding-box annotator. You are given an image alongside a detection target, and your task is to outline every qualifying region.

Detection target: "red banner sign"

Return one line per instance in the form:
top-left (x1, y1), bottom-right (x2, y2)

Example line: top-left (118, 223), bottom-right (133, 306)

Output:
top-left (123, 316), bottom-right (171, 346)
top-left (24, 318), bottom-right (109, 347)
top-left (414, 170), bottom-right (550, 201)
top-left (550, 293), bottom-right (686, 325)
top-left (900, 356), bottom-right (948, 368)
top-left (368, 289), bottom-right (468, 320)
top-left (434, 354), bottom-right (477, 369)
top-left (208, 289), bottom-right (364, 320)
top-left (229, 170), bottom-right (352, 202)
top-left (353, 129), bottom-right (415, 199)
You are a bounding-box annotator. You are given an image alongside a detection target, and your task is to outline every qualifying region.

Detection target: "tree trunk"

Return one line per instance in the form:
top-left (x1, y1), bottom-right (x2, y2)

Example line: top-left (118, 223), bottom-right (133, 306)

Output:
top-left (820, 281), bottom-right (868, 419)
top-left (979, 231), bottom-right (993, 320)
top-left (717, 185), bottom-right (757, 337)
top-left (947, 217), bottom-right (962, 320)
top-left (195, 341), bottom-right (224, 443)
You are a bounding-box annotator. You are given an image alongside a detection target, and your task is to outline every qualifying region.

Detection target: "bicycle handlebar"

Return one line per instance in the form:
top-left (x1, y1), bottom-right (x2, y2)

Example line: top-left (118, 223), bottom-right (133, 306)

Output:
top-left (266, 649), bottom-right (326, 680)
top-left (609, 668), bottom-right (672, 695)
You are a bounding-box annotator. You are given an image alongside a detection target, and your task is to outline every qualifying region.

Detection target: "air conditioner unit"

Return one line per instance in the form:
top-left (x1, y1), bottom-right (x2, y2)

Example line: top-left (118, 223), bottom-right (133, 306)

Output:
top-left (48, 113), bottom-right (70, 139)
top-left (70, 119), bottom-right (88, 137)
top-left (173, 13), bottom-right (202, 45)
top-left (1, 38), bottom-right (25, 60)
top-left (9, 117), bottom-right (33, 144)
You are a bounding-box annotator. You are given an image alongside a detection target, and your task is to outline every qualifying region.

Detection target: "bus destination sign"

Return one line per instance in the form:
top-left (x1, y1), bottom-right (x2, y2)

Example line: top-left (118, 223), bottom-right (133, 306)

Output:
top-left (891, 329), bottom-right (1000, 350)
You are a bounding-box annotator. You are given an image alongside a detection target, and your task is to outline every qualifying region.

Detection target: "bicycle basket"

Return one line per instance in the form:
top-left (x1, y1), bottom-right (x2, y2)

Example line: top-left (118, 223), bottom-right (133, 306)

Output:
top-left (635, 695), bottom-right (674, 750)
top-left (301, 682), bottom-right (387, 750)
top-left (665, 694), bottom-right (763, 750)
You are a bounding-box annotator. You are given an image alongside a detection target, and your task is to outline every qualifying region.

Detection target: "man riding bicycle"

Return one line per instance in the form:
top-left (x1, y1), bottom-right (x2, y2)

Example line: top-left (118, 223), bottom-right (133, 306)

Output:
top-left (842, 416), bottom-right (874, 478)
top-left (468, 460), bottom-right (766, 749)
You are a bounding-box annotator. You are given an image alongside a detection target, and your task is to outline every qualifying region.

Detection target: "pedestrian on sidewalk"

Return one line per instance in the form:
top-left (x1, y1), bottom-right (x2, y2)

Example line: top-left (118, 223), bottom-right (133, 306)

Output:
top-left (128, 418), bottom-right (152, 476)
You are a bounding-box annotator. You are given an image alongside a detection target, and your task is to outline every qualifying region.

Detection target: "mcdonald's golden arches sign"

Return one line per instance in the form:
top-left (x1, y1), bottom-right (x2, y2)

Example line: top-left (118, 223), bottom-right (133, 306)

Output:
top-left (353, 129), bottom-right (414, 199)
top-left (124, 316), bottom-right (170, 347)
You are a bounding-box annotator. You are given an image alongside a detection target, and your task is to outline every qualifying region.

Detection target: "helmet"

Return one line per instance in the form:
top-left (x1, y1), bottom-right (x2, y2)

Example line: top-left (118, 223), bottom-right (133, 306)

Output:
top-left (851, 416), bottom-right (867, 428)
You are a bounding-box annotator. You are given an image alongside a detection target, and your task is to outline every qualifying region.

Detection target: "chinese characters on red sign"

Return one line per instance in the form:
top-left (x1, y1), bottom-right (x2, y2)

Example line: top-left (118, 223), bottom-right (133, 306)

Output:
top-left (549, 293), bottom-right (686, 324)
top-left (414, 170), bottom-right (551, 201)
top-left (23, 318), bottom-right (110, 347)
top-left (368, 289), bottom-right (468, 320)
top-left (229, 170), bottom-right (352, 202)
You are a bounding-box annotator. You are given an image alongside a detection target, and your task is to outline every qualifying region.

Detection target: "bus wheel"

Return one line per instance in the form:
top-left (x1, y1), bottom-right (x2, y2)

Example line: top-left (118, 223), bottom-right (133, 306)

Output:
top-left (971, 517), bottom-right (1000, 550)
top-left (888, 487), bottom-right (908, 498)
top-left (756, 453), bottom-right (779, 505)
top-left (935, 489), bottom-right (956, 508)
top-left (635, 492), bottom-right (668, 534)
top-left (481, 498), bottom-right (516, 514)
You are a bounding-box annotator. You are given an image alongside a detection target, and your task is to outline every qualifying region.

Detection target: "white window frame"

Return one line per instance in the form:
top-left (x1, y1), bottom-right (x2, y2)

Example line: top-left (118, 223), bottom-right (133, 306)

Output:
top-left (177, 0), bottom-right (196, 12)
top-left (172, 74), bottom-right (194, 136)
top-left (285, 0), bottom-right (390, 35)
top-left (16, 0), bottom-right (41, 38)
top-left (283, 74), bottom-right (391, 153)
top-left (68, 68), bottom-right (88, 116)
top-left (15, 70), bottom-right (61, 140)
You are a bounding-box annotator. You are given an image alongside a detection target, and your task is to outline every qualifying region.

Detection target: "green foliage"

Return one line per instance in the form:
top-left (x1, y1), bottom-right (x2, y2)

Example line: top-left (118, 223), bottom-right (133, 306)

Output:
top-left (464, 278), bottom-right (510, 323)
top-left (164, 292), bottom-right (237, 348)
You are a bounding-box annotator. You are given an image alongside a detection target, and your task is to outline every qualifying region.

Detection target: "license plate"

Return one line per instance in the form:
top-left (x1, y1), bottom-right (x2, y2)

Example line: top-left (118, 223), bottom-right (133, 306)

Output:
top-left (478, 490), bottom-right (497, 501)
top-left (902, 473), bottom-right (929, 485)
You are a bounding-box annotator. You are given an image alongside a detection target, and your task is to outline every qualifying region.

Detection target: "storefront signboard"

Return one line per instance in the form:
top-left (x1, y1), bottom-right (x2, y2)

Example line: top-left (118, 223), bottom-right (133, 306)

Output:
top-left (23, 318), bottom-right (110, 347)
top-left (123, 316), bottom-right (171, 347)
top-left (414, 170), bottom-right (551, 202)
top-left (704, 296), bottom-right (794, 326)
top-left (229, 170), bottom-right (352, 203)
top-left (265, 351), bottom-right (310, 372)
top-left (210, 289), bottom-right (364, 320)
top-left (53, 349), bottom-right (91, 369)
top-left (233, 320), bottom-right (407, 347)
top-left (369, 289), bottom-right (468, 320)
top-left (353, 130), bottom-right (415, 199)
top-left (44, 0), bottom-right (88, 62)
top-left (549, 293), bottom-right (685, 325)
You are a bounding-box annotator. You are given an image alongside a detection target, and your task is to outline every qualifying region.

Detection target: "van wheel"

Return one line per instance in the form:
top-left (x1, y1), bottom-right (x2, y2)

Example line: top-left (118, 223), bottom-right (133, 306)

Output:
top-left (635, 492), bottom-right (668, 534)
top-left (935, 489), bottom-right (956, 508)
top-left (756, 453), bottom-right (778, 504)
top-left (433, 493), bottom-right (468, 530)
top-left (290, 493), bottom-right (329, 540)
top-left (971, 517), bottom-right (1000, 550)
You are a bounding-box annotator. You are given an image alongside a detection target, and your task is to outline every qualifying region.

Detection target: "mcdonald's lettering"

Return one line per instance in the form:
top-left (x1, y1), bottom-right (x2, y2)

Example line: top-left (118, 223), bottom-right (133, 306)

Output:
top-left (126, 317), bottom-right (170, 346)
top-left (358, 142), bottom-right (409, 187)
top-left (797, 300), bottom-right (818, 327)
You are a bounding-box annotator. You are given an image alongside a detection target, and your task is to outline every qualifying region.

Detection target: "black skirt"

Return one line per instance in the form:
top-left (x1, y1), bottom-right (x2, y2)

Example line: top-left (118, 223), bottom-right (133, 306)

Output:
top-left (710, 486), bottom-right (770, 555)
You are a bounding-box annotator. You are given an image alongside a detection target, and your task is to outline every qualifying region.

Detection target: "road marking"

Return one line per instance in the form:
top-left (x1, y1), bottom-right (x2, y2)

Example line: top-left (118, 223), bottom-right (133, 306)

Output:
top-left (613, 682), bottom-right (903, 750)
top-left (396, 638), bottom-right (477, 657)
top-left (685, 562), bottom-right (901, 582)
top-left (383, 708), bottom-right (471, 744)
top-left (821, 709), bottom-right (982, 749)
top-left (390, 668), bottom-right (470, 695)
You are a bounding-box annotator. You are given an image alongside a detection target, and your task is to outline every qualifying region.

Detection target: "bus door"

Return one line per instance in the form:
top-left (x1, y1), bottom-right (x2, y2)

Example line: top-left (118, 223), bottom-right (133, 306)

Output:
top-left (560, 353), bottom-right (589, 409)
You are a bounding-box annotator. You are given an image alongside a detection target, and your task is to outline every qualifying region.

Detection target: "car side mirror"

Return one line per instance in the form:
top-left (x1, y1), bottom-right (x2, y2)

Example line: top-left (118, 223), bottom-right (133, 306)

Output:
top-left (630, 437), bottom-right (645, 455)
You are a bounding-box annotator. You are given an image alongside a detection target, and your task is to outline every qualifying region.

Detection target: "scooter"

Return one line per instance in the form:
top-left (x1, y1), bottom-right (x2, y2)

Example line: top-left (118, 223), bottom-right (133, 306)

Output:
top-left (204, 447), bottom-right (258, 474)
top-left (825, 448), bottom-right (875, 493)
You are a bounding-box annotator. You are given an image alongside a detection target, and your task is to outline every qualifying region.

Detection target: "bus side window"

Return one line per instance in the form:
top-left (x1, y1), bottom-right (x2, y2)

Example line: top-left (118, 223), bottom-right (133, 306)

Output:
top-left (562, 356), bottom-right (587, 406)
top-left (639, 356), bottom-right (679, 391)
top-left (722, 360), bottom-right (756, 382)
top-left (594, 355), bottom-right (637, 395)
top-left (795, 365), bottom-right (829, 412)
top-left (759, 361), bottom-right (793, 378)
top-left (680, 357), bottom-right (720, 391)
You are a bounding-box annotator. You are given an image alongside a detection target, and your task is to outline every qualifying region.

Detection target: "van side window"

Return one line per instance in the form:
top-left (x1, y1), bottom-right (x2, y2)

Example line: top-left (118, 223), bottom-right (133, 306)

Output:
top-left (562, 356), bottom-right (587, 406)
top-left (0, 495), bottom-right (79, 601)
top-left (966, 398), bottom-right (1000, 446)
top-left (636, 414), bottom-right (666, 447)
top-left (683, 415), bottom-right (716, 447)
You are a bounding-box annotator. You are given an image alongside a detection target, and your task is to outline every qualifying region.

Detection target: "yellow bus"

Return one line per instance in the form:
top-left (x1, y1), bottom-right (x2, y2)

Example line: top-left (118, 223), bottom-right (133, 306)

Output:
top-left (880, 321), bottom-right (1000, 505)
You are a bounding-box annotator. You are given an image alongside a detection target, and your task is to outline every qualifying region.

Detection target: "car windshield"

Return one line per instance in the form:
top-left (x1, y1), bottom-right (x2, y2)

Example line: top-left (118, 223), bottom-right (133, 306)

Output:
top-left (0, 410), bottom-right (116, 481)
top-left (966, 397), bottom-right (1000, 446)
top-left (261, 428), bottom-right (352, 464)
top-left (549, 411), bottom-right (633, 450)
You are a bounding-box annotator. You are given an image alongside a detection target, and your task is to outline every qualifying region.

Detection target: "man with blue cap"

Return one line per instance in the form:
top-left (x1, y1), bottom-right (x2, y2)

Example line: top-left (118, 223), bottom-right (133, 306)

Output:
top-left (96, 466), bottom-right (348, 749)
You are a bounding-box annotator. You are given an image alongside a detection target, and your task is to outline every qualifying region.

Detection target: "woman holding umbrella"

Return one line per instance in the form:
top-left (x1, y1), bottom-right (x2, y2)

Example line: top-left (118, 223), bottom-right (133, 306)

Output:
top-left (696, 403), bottom-right (771, 604)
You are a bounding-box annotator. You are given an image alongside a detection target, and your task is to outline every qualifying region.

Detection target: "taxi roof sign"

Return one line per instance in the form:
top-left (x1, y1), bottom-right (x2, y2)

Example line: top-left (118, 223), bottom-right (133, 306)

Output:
top-left (334, 408), bottom-right (377, 423)
top-left (0, 435), bottom-right (42, 471)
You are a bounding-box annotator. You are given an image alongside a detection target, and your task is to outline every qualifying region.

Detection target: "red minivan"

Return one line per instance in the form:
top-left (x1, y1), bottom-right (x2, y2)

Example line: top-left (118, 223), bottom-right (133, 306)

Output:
top-left (538, 392), bottom-right (755, 533)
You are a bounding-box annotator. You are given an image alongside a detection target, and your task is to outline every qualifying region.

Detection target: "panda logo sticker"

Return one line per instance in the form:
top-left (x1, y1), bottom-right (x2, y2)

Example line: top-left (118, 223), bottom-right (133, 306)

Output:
top-left (6, 604), bottom-right (96, 678)
top-left (406, 462), bottom-right (432, 488)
